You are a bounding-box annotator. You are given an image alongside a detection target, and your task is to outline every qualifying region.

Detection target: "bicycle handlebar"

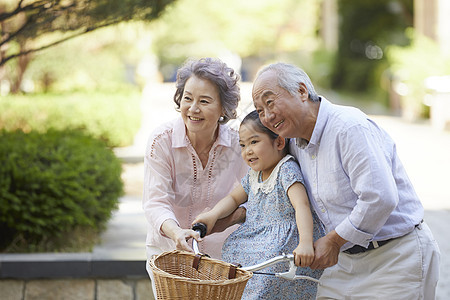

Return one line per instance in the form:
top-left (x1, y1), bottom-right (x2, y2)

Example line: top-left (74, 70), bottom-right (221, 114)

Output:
top-left (242, 253), bottom-right (320, 283)
top-left (192, 222), bottom-right (207, 238)
top-left (190, 223), bottom-right (320, 283)
top-left (241, 253), bottom-right (294, 271)
top-left (191, 222), bottom-right (207, 255)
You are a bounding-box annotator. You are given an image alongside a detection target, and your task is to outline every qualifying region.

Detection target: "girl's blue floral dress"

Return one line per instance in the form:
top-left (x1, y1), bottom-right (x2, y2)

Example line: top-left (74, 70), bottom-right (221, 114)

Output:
top-left (222, 155), bottom-right (324, 299)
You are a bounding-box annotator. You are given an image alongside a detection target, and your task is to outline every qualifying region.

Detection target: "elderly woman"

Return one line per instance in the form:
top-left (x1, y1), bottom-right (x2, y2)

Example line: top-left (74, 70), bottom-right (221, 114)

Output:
top-left (143, 58), bottom-right (248, 275)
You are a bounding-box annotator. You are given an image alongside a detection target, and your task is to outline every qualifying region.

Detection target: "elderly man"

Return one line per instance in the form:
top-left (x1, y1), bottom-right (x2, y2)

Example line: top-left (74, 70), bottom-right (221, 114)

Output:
top-left (250, 62), bottom-right (440, 299)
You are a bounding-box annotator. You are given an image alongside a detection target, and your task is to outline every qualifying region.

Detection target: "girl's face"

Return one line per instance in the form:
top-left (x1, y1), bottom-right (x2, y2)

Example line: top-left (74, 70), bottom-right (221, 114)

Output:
top-left (180, 76), bottom-right (223, 137)
top-left (239, 122), bottom-right (285, 179)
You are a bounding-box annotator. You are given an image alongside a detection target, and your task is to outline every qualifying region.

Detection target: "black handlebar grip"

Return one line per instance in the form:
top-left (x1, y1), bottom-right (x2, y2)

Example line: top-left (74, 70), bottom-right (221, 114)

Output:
top-left (192, 222), bottom-right (207, 238)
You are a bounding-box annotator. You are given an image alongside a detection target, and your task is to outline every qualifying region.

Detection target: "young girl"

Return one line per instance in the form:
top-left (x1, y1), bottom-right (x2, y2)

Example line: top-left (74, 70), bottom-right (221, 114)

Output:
top-left (193, 110), bottom-right (324, 299)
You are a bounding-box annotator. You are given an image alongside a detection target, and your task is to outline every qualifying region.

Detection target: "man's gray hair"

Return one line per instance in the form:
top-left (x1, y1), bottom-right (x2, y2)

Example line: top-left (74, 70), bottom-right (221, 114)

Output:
top-left (256, 63), bottom-right (320, 102)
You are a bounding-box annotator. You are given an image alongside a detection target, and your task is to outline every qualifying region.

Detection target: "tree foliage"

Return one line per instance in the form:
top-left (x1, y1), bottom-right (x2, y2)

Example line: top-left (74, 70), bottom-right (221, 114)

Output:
top-left (149, 0), bottom-right (320, 80)
top-left (331, 0), bottom-right (413, 92)
top-left (0, 0), bottom-right (175, 66)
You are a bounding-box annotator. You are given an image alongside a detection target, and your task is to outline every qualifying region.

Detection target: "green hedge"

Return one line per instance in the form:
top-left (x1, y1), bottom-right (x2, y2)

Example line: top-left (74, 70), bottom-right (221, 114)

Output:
top-left (0, 90), bottom-right (142, 148)
top-left (0, 129), bottom-right (124, 252)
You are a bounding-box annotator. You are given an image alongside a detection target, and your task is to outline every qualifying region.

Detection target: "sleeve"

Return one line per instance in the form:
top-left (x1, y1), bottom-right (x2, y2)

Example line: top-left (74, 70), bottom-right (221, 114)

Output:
top-left (235, 159), bottom-right (249, 209)
top-left (280, 159), bottom-right (305, 193)
top-left (334, 123), bottom-right (398, 246)
top-left (240, 171), bottom-right (250, 196)
top-left (142, 130), bottom-right (179, 236)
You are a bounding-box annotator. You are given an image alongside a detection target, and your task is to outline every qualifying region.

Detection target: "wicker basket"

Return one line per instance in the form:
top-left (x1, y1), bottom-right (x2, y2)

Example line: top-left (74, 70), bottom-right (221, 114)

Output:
top-left (149, 250), bottom-right (252, 299)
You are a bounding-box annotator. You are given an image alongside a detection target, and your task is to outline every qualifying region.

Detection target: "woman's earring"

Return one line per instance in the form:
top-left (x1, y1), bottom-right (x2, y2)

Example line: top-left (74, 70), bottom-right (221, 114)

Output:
top-left (219, 116), bottom-right (225, 122)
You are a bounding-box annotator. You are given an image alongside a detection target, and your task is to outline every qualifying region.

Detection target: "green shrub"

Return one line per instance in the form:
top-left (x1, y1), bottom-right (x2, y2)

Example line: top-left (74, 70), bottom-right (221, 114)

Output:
top-left (0, 129), bottom-right (124, 252)
top-left (0, 89), bottom-right (142, 148)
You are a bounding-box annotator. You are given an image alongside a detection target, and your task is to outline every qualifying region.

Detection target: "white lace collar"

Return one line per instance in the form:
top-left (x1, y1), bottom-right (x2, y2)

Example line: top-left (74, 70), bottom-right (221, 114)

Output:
top-left (249, 154), bottom-right (293, 195)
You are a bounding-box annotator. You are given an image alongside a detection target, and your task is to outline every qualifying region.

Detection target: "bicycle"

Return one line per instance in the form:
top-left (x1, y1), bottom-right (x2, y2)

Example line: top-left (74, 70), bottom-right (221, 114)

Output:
top-left (149, 223), bottom-right (320, 299)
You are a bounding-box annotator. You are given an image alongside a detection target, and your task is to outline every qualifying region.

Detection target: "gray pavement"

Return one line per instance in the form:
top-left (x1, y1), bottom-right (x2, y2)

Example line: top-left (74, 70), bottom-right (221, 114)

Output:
top-left (104, 83), bottom-right (450, 299)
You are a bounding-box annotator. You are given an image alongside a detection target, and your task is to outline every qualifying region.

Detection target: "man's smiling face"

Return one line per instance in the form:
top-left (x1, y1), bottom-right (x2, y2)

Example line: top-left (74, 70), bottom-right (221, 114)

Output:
top-left (252, 70), bottom-right (308, 139)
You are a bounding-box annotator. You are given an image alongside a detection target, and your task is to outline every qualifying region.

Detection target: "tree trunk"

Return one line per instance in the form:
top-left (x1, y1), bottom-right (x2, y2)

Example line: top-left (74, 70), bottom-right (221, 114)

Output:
top-left (10, 46), bottom-right (31, 94)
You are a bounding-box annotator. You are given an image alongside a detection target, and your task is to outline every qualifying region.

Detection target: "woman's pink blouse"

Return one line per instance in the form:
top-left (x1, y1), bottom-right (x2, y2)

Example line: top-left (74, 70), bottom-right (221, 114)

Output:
top-left (143, 117), bottom-right (248, 258)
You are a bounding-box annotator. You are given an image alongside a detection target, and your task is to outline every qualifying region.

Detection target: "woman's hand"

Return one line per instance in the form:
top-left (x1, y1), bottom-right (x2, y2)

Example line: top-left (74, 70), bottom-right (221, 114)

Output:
top-left (293, 242), bottom-right (315, 268)
top-left (172, 227), bottom-right (202, 252)
top-left (161, 219), bottom-right (201, 252)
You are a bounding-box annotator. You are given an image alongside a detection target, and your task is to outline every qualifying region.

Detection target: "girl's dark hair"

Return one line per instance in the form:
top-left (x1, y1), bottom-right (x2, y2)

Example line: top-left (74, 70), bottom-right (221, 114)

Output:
top-left (241, 110), bottom-right (278, 140)
top-left (241, 110), bottom-right (289, 153)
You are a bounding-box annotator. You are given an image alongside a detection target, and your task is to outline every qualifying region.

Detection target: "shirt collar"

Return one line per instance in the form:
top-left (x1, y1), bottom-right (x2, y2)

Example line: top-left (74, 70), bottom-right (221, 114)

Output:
top-left (295, 96), bottom-right (330, 149)
top-left (172, 116), bottom-right (231, 148)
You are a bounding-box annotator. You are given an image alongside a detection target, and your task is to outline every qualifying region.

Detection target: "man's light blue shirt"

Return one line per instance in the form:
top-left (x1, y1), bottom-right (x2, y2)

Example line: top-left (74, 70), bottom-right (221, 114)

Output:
top-left (290, 98), bottom-right (424, 250)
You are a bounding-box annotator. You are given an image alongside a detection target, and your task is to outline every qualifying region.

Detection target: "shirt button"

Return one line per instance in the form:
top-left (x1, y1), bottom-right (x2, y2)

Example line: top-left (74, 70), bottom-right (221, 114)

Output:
top-left (321, 208), bottom-right (325, 213)
top-left (311, 155), bottom-right (316, 159)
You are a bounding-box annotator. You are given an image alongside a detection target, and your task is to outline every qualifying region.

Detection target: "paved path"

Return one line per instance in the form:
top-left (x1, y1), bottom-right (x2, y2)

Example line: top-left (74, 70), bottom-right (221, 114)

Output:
top-left (104, 83), bottom-right (450, 299)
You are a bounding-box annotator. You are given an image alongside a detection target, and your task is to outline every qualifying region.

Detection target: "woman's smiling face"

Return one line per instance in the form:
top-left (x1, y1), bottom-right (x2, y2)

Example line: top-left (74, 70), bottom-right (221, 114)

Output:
top-left (180, 76), bottom-right (223, 135)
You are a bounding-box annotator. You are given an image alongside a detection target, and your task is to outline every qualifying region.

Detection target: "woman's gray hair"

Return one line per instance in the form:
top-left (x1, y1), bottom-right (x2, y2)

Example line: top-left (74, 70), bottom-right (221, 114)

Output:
top-left (173, 57), bottom-right (241, 124)
top-left (256, 63), bottom-right (320, 102)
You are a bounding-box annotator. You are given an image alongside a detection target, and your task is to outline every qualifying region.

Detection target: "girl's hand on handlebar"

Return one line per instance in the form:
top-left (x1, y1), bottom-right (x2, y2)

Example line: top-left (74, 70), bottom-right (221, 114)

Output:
top-left (192, 208), bottom-right (218, 235)
top-left (293, 243), bottom-right (314, 268)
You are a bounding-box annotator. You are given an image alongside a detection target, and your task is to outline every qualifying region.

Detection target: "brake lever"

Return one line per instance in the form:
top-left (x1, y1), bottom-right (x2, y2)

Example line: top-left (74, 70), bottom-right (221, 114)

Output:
top-left (275, 259), bottom-right (297, 280)
top-left (275, 259), bottom-right (320, 283)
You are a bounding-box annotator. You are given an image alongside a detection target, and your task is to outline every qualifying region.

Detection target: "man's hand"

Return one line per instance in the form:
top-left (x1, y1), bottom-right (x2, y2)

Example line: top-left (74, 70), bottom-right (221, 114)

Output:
top-left (310, 230), bottom-right (347, 269)
top-left (210, 206), bottom-right (246, 234)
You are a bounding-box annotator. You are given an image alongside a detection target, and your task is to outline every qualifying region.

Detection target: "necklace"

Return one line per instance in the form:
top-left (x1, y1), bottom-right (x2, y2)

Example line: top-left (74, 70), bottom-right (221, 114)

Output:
top-left (188, 128), bottom-right (219, 168)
